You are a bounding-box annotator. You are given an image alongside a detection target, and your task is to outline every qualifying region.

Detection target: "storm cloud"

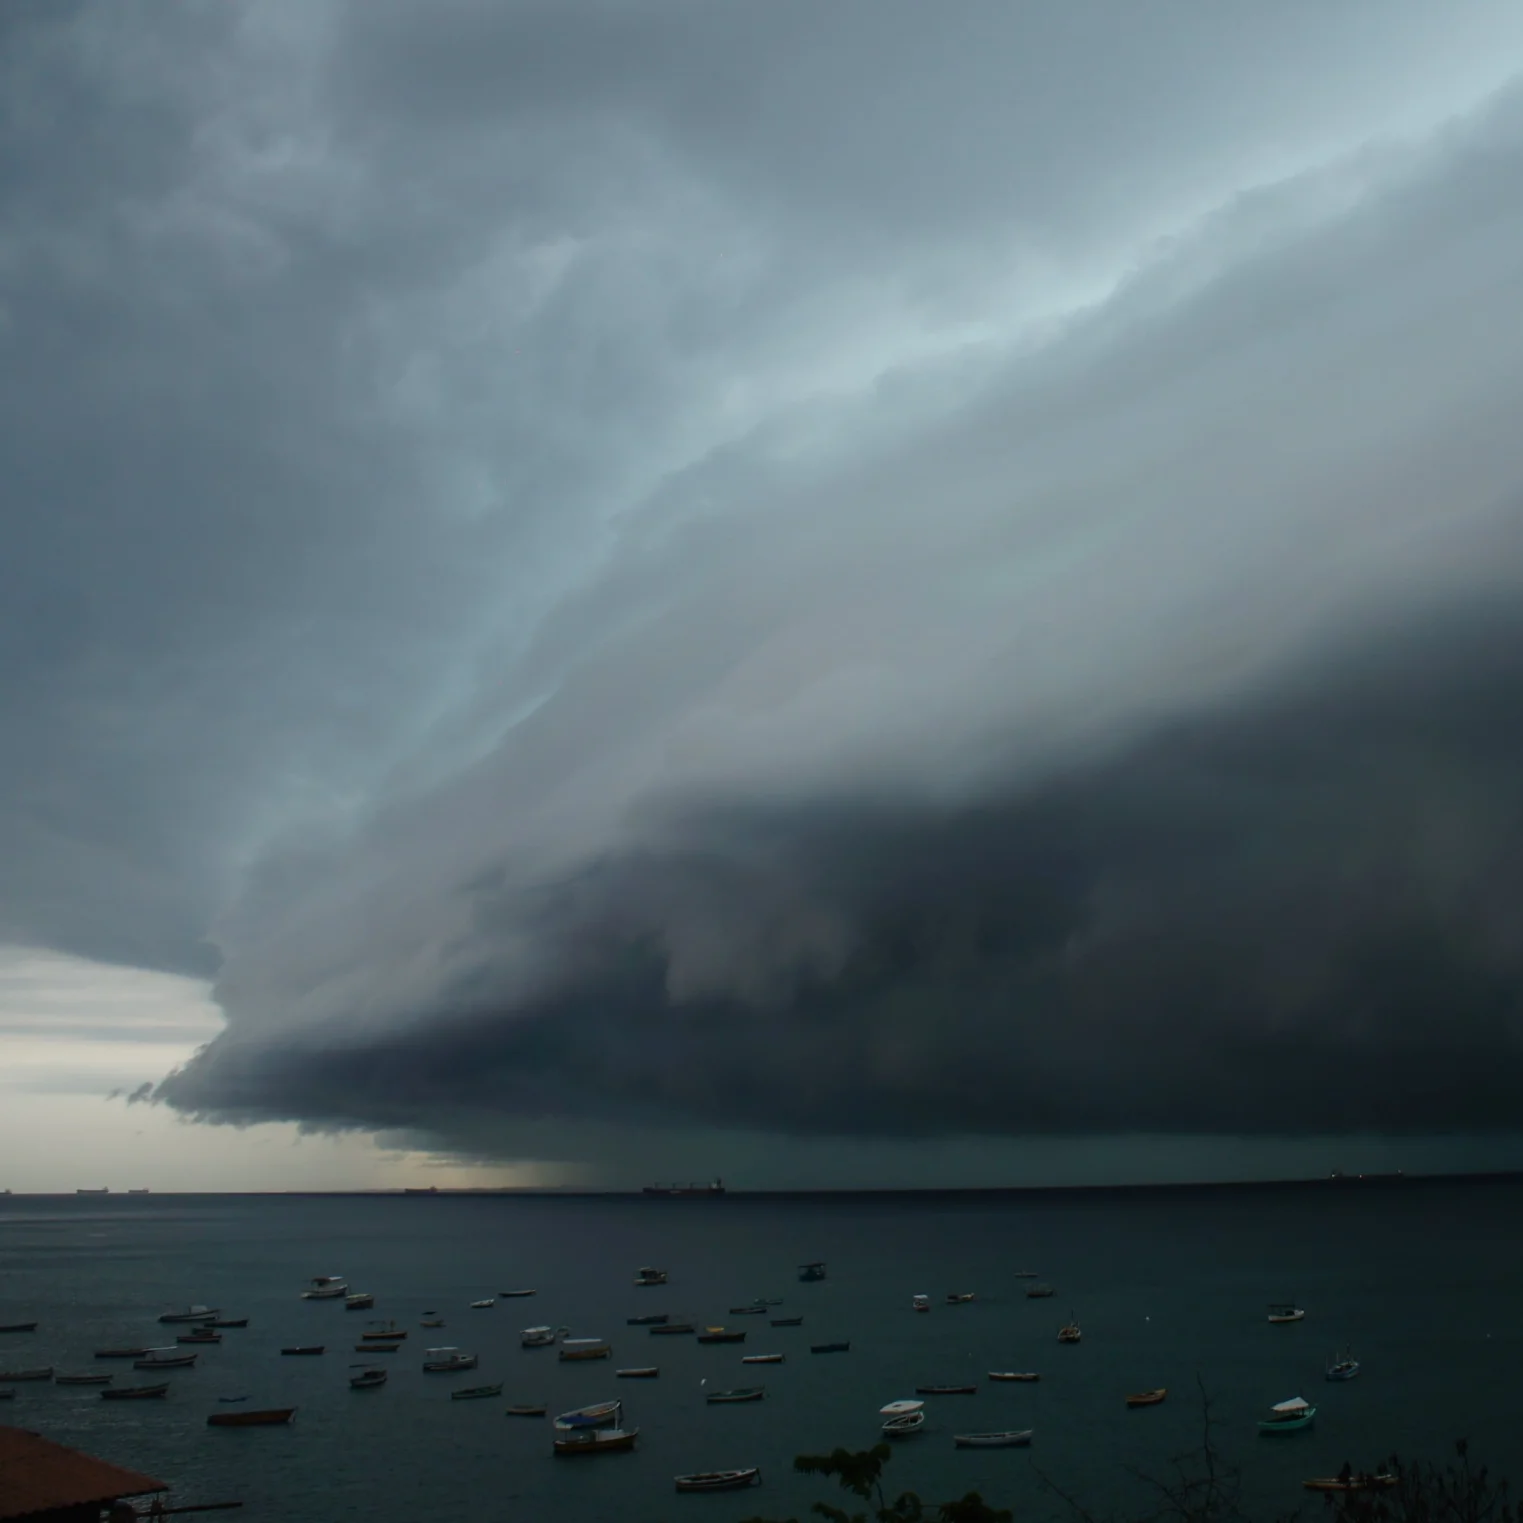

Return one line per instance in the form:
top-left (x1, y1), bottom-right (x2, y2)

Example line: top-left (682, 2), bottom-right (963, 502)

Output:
top-left (6, 1), bottom-right (1523, 1165)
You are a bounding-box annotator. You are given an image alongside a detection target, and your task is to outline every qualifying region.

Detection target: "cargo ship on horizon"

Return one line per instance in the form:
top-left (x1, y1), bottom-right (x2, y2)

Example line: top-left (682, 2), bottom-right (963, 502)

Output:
top-left (641, 1178), bottom-right (726, 1197)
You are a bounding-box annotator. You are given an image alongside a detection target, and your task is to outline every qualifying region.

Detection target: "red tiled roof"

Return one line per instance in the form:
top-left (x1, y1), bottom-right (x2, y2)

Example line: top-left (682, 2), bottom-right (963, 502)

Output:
top-left (0, 1425), bottom-right (166, 1520)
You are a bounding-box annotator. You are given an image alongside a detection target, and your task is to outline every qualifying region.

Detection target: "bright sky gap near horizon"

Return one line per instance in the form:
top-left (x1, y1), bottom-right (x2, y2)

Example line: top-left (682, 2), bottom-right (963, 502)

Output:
top-left (4, 0), bottom-right (1523, 1191)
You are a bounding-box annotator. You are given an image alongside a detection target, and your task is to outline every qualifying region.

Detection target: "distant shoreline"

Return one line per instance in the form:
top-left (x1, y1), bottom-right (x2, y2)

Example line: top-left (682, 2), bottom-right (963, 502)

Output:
top-left (7, 1168), bottom-right (1523, 1199)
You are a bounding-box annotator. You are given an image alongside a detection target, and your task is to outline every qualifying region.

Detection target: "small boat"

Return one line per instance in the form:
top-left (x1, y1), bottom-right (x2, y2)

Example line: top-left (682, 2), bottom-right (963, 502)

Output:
top-left (559, 1338), bottom-right (612, 1361)
top-left (705, 1385), bottom-right (764, 1403)
top-left (697, 1328), bottom-right (745, 1344)
top-left (302, 1275), bottom-right (349, 1299)
top-left (500, 1289), bottom-right (537, 1298)
top-left (469, 1298), bottom-right (496, 1309)
top-left (729, 1305), bottom-right (769, 1315)
top-left (988, 1371), bottom-right (1040, 1382)
top-left (344, 1293), bottom-right (375, 1310)
top-left (1126, 1388), bottom-right (1167, 1407)
top-left (208, 1318), bottom-right (248, 1329)
top-left (279, 1346), bottom-right (324, 1356)
top-left (946, 1292), bottom-right (976, 1304)
top-left (883, 1411), bottom-right (925, 1436)
top-left (522, 1325), bottom-right (569, 1347)
top-left (742, 1354), bottom-right (784, 1364)
top-left (1259, 1396), bottom-right (1317, 1433)
top-left (1026, 1283), bottom-right (1055, 1298)
top-left (506, 1403), bottom-right (546, 1416)
top-left (94, 1348), bottom-right (149, 1359)
top-left (1302, 1473), bottom-right (1397, 1492)
top-left (912, 1294), bottom-right (930, 1313)
top-left (954, 1430), bottom-right (1033, 1448)
top-left (916, 1384), bottom-right (977, 1395)
top-left (420, 1319), bottom-right (445, 1329)
top-left (1325, 1349), bottom-right (1361, 1381)
top-left (1012, 1270), bottom-right (1040, 1278)
top-left (811, 1342), bottom-right (849, 1354)
top-left (0, 1391), bottom-right (11, 1400)
top-left (159, 1305), bottom-right (219, 1324)
top-left (1058, 1322), bottom-right (1081, 1344)
top-left (178, 1331), bottom-right (221, 1344)
top-left (56, 1373), bottom-right (113, 1386)
top-left (0, 1367), bottom-right (52, 1381)
top-left (135, 1351), bottom-right (197, 1368)
top-left (616, 1366), bottom-right (660, 1378)
top-left (553, 1425), bottom-right (638, 1455)
top-left (350, 1369), bottom-right (387, 1389)
top-left (101, 1382), bottom-right (168, 1399)
top-left (1268, 1303), bottom-right (1306, 1324)
top-left (798, 1262), bottom-right (827, 1282)
top-left (207, 1407), bottom-right (296, 1427)
top-left (635, 1267), bottom-right (669, 1286)
top-left (675, 1469), bottom-right (761, 1492)
top-left (354, 1342), bottom-right (402, 1352)
top-left (0, 1322), bottom-right (38, 1333)
top-left (554, 1400), bottom-right (623, 1430)
top-left (770, 1316), bottom-right (803, 1327)
top-left (451, 1383), bottom-right (504, 1400)
top-left (362, 1324), bottom-right (406, 1340)
top-left (422, 1347), bottom-right (478, 1372)
top-left (649, 1322), bottom-right (696, 1336)
top-left (217, 1396), bottom-right (248, 1403)
top-left (627, 1313), bottom-right (669, 1326)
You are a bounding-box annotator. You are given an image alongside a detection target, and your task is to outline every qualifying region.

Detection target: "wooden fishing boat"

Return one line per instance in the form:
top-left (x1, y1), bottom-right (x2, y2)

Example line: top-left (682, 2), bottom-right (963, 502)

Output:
top-left (946, 1292), bottom-right (976, 1304)
top-left (363, 1323), bottom-right (406, 1340)
top-left (1258, 1396), bottom-right (1316, 1432)
top-left (94, 1348), bottom-right (148, 1359)
top-left (1267, 1303), bottom-right (1306, 1324)
top-left (882, 1410), bottom-right (925, 1435)
top-left (56, 1373), bottom-right (113, 1386)
top-left (1302, 1473), bottom-right (1396, 1492)
top-left (135, 1351), bottom-right (197, 1369)
top-left (354, 1341), bottom-right (402, 1352)
top-left (771, 1316), bottom-right (803, 1327)
top-left (500, 1289), bottom-right (537, 1298)
top-left (988, 1371), bottom-right (1039, 1382)
top-left (616, 1366), bottom-right (660, 1378)
top-left (559, 1338), bottom-right (612, 1361)
top-left (469, 1298), bottom-right (496, 1309)
top-left (279, 1346), bottom-right (324, 1357)
top-left (1126, 1388), bottom-right (1167, 1407)
top-left (729, 1306), bottom-right (769, 1315)
top-left (420, 1318), bottom-right (445, 1328)
top-left (350, 1368), bottom-right (387, 1389)
top-left (0, 1367), bottom-right (52, 1381)
top-left (810, 1342), bottom-right (849, 1354)
top-left (101, 1382), bottom-right (169, 1399)
top-left (697, 1328), bottom-right (745, 1344)
top-left (506, 1403), bottom-right (547, 1416)
top-left (208, 1318), bottom-right (248, 1329)
top-left (554, 1400), bottom-right (622, 1429)
top-left (675, 1468), bottom-right (761, 1492)
top-left (553, 1426), bottom-right (638, 1455)
top-left (954, 1430), bottom-right (1033, 1448)
top-left (705, 1385), bottom-right (764, 1403)
top-left (302, 1275), bottom-right (348, 1299)
top-left (741, 1353), bottom-right (784, 1364)
top-left (178, 1331), bottom-right (221, 1344)
top-left (627, 1313), bottom-right (669, 1326)
top-left (451, 1383), bottom-right (504, 1400)
top-left (207, 1407), bottom-right (295, 1426)
top-left (916, 1384), bottom-right (977, 1395)
top-left (0, 1322), bottom-right (38, 1333)
top-left (159, 1305), bottom-right (219, 1323)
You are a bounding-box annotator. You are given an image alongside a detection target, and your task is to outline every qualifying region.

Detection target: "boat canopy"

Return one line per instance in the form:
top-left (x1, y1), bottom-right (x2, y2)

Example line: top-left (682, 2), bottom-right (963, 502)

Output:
top-left (879, 1399), bottom-right (925, 1416)
top-left (1271, 1396), bottom-right (1311, 1413)
top-left (424, 1346), bottom-right (457, 1357)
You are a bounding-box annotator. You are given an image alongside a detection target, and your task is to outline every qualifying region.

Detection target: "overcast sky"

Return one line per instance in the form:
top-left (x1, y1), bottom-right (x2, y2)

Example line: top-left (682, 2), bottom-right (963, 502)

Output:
top-left (4, 0), bottom-right (1523, 1189)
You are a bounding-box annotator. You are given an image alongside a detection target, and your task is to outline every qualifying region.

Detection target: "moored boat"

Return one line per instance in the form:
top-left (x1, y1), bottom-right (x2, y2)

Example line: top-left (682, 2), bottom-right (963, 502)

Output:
top-left (500, 1289), bottom-right (537, 1298)
top-left (811, 1342), bottom-right (849, 1354)
top-left (559, 1338), bottom-right (612, 1361)
top-left (301, 1276), bottom-right (348, 1300)
top-left (279, 1346), bottom-right (324, 1356)
top-left (554, 1399), bottom-right (622, 1430)
top-left (741, 1353), bottom-right (784, 1364)
top-left (469, 1298), bottom-right (496, 1309)
top-left (422, 1347), bottom-right (477, 1372)
top-left (1259, 1396), bottom-right (1316, 1432)
top-left (988, 1371), bottom-right (1039, 1382)
top-left (705, 1385), bottom-right (764, 1403)
top-left (912, 1294), bottom-right (930, 1313)
top-left (1268, 1303), bottom-right (1306, 1324)
top-left (0, 1322), bottom-right (38, 1333)
top-left (159, 1305), bottom-right (219, 1323)
top-left (522, 1325), bottom-right (569, 1348)
top-left (0, 1367), bottom-right (53, 1381)
top-left (771, 1316), bottom-right (803, 1327)
top-left (101, 1382), bottom-right (169, 1399)
top-left (506, 1403), bottom-right (546, 1416)
top-left (56, 1373), bottom-right (113, 1386)
top-left (420, 1319), bottom-right (445, 1329)
top-left (916, 1384), bottom-right (976, 1395)
top-left (729, 1305), bottom-right (769, 1315)
top-left (627, 1313), bottom-right (669, 1326)
top-left (350, 1368), bottom-right (387, 1389)
top-left (354, 1342), bottom-right (401, 1353)
top-left (954, 1429), bottom-right (1033, 1448)
top-left (1302, 1473), bottom-right (1396, 1492)
top-left (362, 1324), bottom-right (406, 1340)
top-left (649, 1322), bottom-right (696, 1336)
top-left (675, 1469), bottom-right (761, 1492)
top-left (178, 1331), bottom-right (221, 1344)
top-left (697, 1328), bottom-right (745, 1344)
top-left (616, 1366), bottom-right (659, 1378)
top-left (882, 1410), bottom-right (925, 1436)
top-left (208, 1318), bottom-right (248, 1329)
top-left (135, 1350), bottom-right (197, 1369)
top-left (554, 1426), bottom-right (639, 1455)
top-left (635, 1267), bottom-right (669, 1286)
top-left (1025, 1283), bottom-right (1055, 1298)
top-left (1325, 1348), bottom-right (1360, 1381)
top-left (798, 1262), bottom-right (827, 1282)
top-left (1057, 1321), bottom-right (1081, 1344)
top-left (1126, 1388), bottom-right (1167, 1407)
top-left (207, 1407), bottom-right (296, 1427)
top-left (451, 1383), bottom-right (504, 1400)
top-left (344, 1293), bottom-right (375, 1310)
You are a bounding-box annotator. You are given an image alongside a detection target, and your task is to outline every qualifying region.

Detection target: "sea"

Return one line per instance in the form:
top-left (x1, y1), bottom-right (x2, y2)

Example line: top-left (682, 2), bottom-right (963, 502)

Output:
top-left (1, 1180), bottom-right (1520, 1522)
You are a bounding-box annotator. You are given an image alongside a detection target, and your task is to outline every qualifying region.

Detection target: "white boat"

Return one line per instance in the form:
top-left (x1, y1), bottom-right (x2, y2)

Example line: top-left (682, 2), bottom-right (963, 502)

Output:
top-left (954, 1430), bottom-right (1033, 1448)
top-left (302, 1276), bottom-right (349, 1300)
top-left (911, 1294), bottom-right (930, 1313)
top-left (883, 1410), bottom-right (926, 1435)
top-left (469, 1298), bottom-right (495, 1309)
top-left (559, 1337), bottom-right (611, 1361)
top-left (421, 1346), bottom-right (477, 1372)
top-left (554, 1399), bottom-right (623, 1430)
top-left (521, 1325), bottom-right (569, 1348)
top-left (741, 1353), bottom-right (784, 1364)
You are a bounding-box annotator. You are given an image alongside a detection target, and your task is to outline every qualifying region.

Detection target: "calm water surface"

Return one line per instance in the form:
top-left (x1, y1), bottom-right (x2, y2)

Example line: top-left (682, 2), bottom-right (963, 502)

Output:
top-left (2, 1184), bottom-right (1521, 1522)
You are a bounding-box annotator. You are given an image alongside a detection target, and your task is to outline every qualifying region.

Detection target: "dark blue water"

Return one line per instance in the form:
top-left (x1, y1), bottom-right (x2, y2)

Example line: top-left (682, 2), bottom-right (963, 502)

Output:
top-left (2, 1183), bottom-right (1520, 1522)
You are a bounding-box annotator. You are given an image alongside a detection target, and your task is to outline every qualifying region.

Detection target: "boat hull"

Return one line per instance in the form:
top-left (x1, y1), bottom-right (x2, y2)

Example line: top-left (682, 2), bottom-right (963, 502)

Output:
top-left (102, 1384), bottom-right (168, 1399)
top-left (675, 1469), bottom-right (760, 1492)
top-left (954, 1431), bottom-right (1033, 1448)
top-left (208, 1408), bottom-right (295, 1427)
top-left (554, 1427), bottom-right (639, 1455)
